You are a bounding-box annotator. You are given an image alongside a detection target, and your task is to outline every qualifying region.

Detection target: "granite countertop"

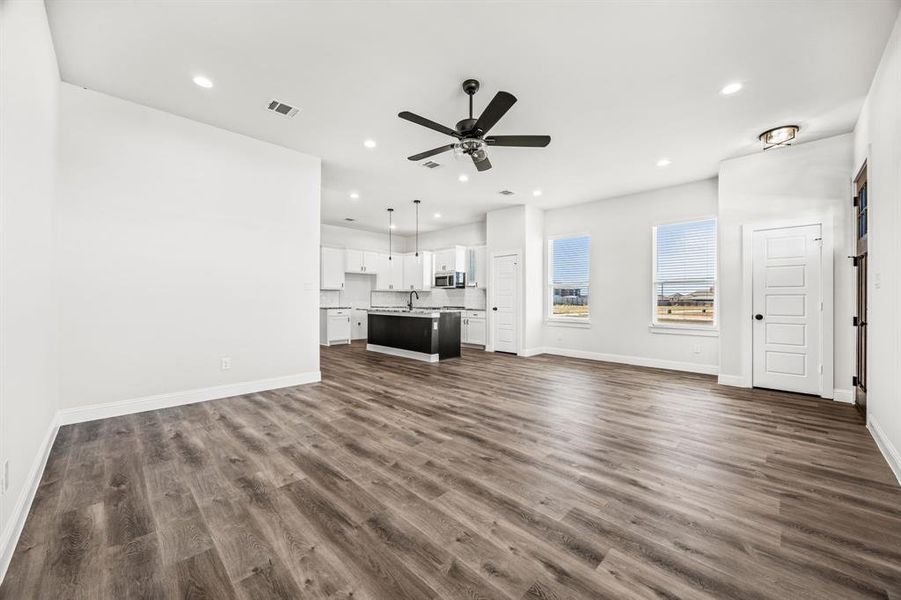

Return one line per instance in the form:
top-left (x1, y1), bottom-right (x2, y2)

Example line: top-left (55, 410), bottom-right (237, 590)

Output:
top-left (320, 306), bottom-right (352, 310)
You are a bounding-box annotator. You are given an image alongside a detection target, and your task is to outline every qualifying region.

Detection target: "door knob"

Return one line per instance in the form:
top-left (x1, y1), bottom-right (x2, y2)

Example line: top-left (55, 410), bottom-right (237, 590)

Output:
top-left (492, 307), bottom-right (498, 311)
top-left (754, 314), bottom-right (763, 320)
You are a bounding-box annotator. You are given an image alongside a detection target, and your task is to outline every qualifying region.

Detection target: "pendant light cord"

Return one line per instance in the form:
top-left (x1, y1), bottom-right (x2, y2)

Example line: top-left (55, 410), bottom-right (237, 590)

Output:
top-left (387, 208), bottom-right (394, 260)
top-left (414, 200), bottom-right (420, 257)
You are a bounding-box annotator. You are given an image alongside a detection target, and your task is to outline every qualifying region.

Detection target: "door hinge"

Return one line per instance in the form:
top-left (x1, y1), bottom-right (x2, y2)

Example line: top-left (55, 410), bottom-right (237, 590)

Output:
top-left (852, 316), bottom-right (859, 327)
top-left (820, 301), bottom-right (824, 311)
top-left (852, 376), bottom-right (858, 387)
top-left (850, 255), bottom-right (859, 267)
top-left (853, 195), bottom-right (859, 207)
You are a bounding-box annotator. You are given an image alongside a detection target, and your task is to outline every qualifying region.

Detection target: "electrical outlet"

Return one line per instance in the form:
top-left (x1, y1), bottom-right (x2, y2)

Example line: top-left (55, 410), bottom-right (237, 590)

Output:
top-left (220, 357), bottom-right (232, 370)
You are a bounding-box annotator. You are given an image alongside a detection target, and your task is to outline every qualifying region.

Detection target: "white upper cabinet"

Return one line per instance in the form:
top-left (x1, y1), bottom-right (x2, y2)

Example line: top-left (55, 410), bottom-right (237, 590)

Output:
top-left (376, 254), bottom-right (403, 290)
top-left (362, 251), bottom-right (382, 274)
top-left (345, 249), bottom-right (382, 274)
top-left (467, 246), bottom-right (487, 288)
top-left (344, 249), bottom-right (364, 273)
top-left (320, 247), bottom-right (346, 290)
top-left (402, 252), bottom-right (433, 291)
top-left (433, 246), bottom-right (466, 273)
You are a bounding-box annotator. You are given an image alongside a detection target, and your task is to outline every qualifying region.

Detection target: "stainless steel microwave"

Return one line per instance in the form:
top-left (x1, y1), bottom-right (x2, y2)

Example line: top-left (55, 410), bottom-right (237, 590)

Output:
top-left (434, 272), bottom-right (465, 288)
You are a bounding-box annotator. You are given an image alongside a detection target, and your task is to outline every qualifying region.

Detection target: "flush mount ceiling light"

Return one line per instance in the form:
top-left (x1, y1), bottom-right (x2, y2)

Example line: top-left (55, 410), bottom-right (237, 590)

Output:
top-left (363, 139), bottom-right (377, 149)
top-left (349, 191), bottom-right (360, 200)
top-left (434, 212), bottom-right (442, 218)
top-left (720, 82), bottom-right (743, 95)
top-left (458, 174), bottom-right (469, 183)
top-left (759, 125), bottom-right (799, 150)
top-left (192, 75), bottom-right (213, 88)
top-left (532, 189), bottom-right (543, 197)
top-left (389, 223), bottom-right (397, 229)
top-left (656, 158), bottom-right (672, 167)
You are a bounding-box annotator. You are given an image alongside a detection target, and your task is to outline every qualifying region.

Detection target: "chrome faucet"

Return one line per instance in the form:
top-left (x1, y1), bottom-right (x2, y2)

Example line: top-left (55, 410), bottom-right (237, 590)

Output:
top-left (407, 290), bottom-right (419, 311)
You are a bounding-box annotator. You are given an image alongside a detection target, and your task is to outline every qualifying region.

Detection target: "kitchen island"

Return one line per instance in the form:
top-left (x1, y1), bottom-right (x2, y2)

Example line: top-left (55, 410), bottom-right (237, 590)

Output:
top-left (367, 309), bottom-right (461, 362)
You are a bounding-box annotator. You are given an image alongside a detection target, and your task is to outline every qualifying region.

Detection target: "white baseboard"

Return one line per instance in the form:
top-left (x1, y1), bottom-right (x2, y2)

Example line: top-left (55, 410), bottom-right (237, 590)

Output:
top-left (57, 371), bottom-right (322, 425)
top-left (832, 388), bottom-right (855, 404)
top-left (717, 374), bottom-right (749, 388)
top-left (535, 346), bottom-right (718, 376)
top-left (518, 347), bottom-right (544, 358)
top-left (0, 413), bottom-right (59, 585)
top-left (868, 416), bottom-right (901, 486)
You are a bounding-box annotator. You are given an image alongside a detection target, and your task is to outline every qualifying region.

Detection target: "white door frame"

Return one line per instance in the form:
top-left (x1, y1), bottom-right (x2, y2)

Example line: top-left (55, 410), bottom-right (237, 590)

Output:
top-left (741, 216), bottom-right (834, 398)
top-left (487, 250), bottom-right (522, 354)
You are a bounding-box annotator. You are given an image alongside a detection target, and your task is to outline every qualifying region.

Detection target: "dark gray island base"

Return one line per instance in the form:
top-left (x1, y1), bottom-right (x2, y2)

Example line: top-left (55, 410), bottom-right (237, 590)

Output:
top-left (367, 310), bottom-right (461, 362)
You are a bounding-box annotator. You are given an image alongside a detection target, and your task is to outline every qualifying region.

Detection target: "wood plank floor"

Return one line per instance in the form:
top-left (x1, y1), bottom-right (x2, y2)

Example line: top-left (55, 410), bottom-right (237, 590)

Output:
top-left (2, 342), bottom-right (900, 599)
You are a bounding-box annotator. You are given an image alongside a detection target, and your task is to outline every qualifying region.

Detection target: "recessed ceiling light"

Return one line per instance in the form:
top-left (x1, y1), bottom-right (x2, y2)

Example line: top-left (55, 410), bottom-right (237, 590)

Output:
top-left (363, 139), bottom-right (377, 149)
top-left (532, 189), bottom-right (542, 197)
top-left (434, 213), bottom-right (442, 219)
top-left (720, 82), bottom-right (742, 96)
top-left (389, 223), bottom-right (397, 229)
top-left (192, 75), bottom-right (213, 89)
top-left (458, 174), bottom-right (469, 183)
top-left (349, 191), bottom-right (360, 200)
top-left (656, 158), bottom-right (672, 167)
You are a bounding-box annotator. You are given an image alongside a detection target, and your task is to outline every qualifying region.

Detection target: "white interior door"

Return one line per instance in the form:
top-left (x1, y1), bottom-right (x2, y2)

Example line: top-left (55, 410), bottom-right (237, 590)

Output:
top-left (752, 224), bottom-right (822, 395)
top-left (491, 254), bottom-right (518, 354)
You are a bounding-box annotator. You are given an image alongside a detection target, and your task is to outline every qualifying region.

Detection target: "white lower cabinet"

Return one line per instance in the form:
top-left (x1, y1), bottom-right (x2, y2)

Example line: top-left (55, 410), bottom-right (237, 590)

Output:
top-left (460, 311), bottom-right (486, 346)
top-left (320, 309), bottom-right (351, 346)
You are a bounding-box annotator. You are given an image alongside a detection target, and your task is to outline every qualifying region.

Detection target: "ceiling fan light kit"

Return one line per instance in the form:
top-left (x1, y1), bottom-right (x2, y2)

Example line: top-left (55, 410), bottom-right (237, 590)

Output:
top-left (398, 78), bottom-right (551, 172)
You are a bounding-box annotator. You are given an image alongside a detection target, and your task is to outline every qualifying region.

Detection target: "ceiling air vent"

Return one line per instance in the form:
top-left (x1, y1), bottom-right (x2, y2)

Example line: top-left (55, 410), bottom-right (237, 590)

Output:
top-left (499, 190), bottom-right (515, 196)
top-left (422, 161), bottom-right (441, 169)
top-left (267, 99), bottom-right (299, 118)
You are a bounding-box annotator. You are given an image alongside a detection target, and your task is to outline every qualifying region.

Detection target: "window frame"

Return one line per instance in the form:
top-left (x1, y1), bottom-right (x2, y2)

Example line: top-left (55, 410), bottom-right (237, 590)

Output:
top-left (650, 217), bottom-right (719, 335)
top-left (546, 232), bottom-right (591, 325)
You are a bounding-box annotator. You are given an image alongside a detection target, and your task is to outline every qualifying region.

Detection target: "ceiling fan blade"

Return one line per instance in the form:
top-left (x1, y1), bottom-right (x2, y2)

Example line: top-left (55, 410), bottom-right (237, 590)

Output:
top-left (473, 91), bottom-right (516, 135)
top-left (398, 111), bottom-right (460, 138)
top-left (407, 144), bottom-right (455, 161)
top-left (473, 154), bottom-right (492, 172)
top-left (485, 135), bottom-right (551, 147)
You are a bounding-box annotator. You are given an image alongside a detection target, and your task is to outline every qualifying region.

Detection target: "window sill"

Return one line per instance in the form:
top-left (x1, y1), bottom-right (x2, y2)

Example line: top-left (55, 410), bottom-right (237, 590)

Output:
top-left (648, 323), bottom-right (719, 337)
top-left (546, 318), bottom-right (592, 328)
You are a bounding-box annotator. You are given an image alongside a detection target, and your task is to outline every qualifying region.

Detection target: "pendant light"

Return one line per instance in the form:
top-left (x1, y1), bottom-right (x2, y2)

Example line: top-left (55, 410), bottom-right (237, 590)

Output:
top-left (387, 208), bottom-right (394, 261)
top-left (413, 199), bottom-right (421, 257)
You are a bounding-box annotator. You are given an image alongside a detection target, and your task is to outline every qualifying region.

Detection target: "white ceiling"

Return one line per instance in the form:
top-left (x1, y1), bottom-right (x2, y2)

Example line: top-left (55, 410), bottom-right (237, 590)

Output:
top-left (46, 0), bottom-right (899, 235)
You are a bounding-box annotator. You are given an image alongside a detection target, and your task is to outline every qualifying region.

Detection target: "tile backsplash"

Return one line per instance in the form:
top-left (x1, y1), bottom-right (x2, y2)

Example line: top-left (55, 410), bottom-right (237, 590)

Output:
top-left (371, 288), bottom-right (486, 309)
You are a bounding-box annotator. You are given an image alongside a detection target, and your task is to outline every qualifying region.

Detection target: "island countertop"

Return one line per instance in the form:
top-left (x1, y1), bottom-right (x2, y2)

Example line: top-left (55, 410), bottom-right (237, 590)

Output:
top-left (367, 309), bottom-right (442, 318)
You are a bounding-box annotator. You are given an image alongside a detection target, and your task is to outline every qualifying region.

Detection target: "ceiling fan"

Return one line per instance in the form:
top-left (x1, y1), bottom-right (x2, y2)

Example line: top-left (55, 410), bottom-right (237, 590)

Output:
top-left (398, 79), bottom-right (551, 172)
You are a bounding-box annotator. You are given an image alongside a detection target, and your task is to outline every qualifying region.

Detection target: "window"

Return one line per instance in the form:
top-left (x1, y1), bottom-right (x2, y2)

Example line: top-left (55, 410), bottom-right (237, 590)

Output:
top-left (653, 219), bottom-right (716, 326)
top-left (548, 235), bottom-right (590, 320)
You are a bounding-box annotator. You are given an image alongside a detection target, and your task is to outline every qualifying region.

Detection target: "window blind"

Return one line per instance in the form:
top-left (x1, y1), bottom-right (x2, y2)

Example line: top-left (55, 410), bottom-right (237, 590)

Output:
top-left (552, 236), bottom-right (590, 287)
top-left (550, 235), bottom-right (590, 319)
top-left (654, 219), bottom-right (716, 324)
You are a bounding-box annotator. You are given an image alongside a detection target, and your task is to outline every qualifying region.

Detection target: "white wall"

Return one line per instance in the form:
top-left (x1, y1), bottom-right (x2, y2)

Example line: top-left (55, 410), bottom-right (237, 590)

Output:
top-left (57, 84), bottom-right (321, 411)
top-left (718, 135), bottom-right (854, 396)
top-left (404, 221), bottom-right (486, 252)
top-left (321, 223), bottom-right (404, 254)
top-left (853, 10), bottom-right (901, 482)
top-left (540, 179), bottom-right (720, 372)
top-left (0, 0), bottom-right (61, 574)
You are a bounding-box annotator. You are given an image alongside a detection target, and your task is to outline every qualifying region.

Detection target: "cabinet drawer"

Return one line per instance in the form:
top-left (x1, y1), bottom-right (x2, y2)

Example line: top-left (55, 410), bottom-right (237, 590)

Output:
top-left (464, 311), bottom-right (484, 319)
top-left (328, 309), bottom-right (350, 317)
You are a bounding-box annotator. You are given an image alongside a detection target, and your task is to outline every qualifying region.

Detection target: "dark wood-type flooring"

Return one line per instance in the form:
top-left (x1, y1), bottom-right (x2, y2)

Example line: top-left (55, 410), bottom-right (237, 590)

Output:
top-left (2, 342), bottom-right (900, 599)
